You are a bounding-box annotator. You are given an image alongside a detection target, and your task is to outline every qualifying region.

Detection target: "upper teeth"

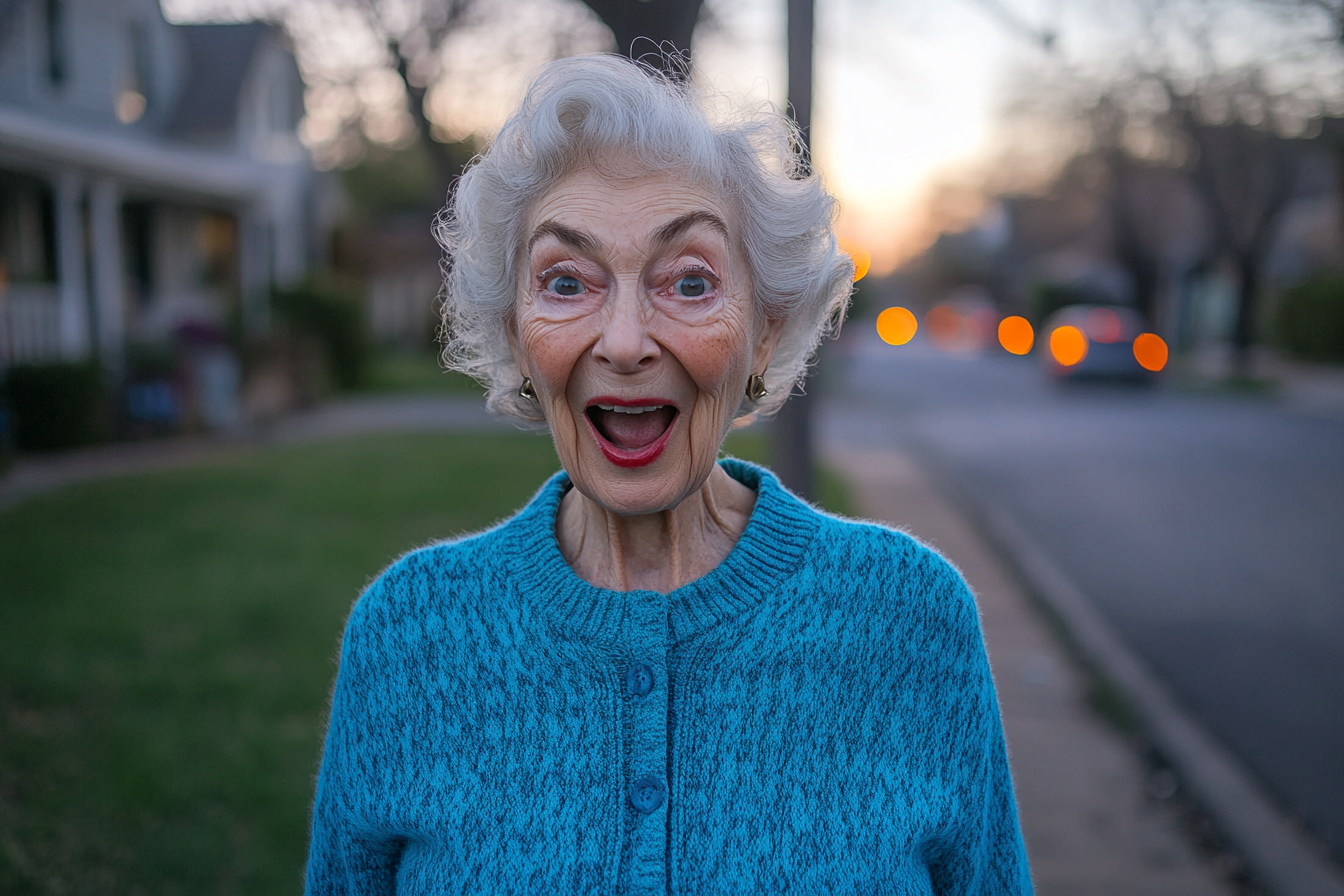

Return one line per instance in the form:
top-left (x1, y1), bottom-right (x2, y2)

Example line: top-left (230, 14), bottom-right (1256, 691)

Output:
top-left (597, 404), bottom-right (664, 414)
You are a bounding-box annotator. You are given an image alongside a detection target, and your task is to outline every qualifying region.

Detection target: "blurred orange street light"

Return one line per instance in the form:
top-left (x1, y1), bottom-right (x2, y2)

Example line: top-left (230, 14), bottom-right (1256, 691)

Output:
top-left (1049, 325), bottom-right (1088, 366)
top-left (998, 316), bottom-right (1034, 355)
top-left (1133, 333), bottom-right (1169, 371)
top-left (876, 306), bottom-right (918, 345)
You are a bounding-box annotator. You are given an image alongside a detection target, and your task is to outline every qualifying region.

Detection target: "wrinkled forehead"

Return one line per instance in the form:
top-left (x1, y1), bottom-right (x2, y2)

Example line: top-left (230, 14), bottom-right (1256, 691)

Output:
top-left (521, 156), bottom-right (743, 257)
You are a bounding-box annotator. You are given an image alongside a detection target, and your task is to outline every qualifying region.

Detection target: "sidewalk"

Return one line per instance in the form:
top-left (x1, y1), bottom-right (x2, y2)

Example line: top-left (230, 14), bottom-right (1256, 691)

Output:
top-left (825, 445), bottom-right (1235, 896)
top-left (1185, 345), bottom-right (1344, 421)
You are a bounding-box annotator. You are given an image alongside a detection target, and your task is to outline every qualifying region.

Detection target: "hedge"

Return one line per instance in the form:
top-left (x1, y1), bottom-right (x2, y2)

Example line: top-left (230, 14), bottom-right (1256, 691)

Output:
top-left (1277, 274), bottom-right (1344, 363)
top-left (3, 362), bottom-right (105, 451)
top-left (271, 277), bottom-right (369, 391)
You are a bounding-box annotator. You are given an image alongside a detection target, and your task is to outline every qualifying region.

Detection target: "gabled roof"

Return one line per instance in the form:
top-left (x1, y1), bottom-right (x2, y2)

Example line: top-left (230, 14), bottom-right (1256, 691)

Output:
top-left (168, 21), bottom-right (274, 143)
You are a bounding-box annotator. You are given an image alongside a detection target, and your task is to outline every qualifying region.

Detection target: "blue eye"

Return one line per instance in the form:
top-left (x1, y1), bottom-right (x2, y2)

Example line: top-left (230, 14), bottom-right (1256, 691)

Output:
top-left (547, 275), bottom-right (584, 296)
top-left (675, 275), bottom-right (709, 298)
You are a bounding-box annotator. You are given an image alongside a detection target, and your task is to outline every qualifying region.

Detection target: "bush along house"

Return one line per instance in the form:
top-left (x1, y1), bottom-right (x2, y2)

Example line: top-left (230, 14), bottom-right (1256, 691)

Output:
top-left (0, 0), bottom-right (314, 448)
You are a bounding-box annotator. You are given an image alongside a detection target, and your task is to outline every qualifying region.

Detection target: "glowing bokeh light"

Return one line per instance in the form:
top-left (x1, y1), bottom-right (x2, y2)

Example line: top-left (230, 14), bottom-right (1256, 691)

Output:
top-left (1133, 333), bottom-right (1169, 371)
top-left (844, 243), bottom-right (872, 282)
top-left (997, 316), bottom-right (1034, 355)
top-left (1085, 307), bottom-right (1124, 343)
top-left (876, 306), bottom-right (918, 346)
top-left (925, 304), bottom-right (961, 348)
top-left (1049, 325), bottom-right (1088, 366)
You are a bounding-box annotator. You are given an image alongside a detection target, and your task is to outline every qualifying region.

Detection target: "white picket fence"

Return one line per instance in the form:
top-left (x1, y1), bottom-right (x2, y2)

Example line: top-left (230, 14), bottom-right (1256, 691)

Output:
top-left (0, 285), bottom-right (62, 368)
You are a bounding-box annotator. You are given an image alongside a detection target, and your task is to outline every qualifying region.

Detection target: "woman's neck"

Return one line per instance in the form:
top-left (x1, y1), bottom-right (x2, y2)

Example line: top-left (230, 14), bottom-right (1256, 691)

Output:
top-left (556, 464), bottom-right (757, 593)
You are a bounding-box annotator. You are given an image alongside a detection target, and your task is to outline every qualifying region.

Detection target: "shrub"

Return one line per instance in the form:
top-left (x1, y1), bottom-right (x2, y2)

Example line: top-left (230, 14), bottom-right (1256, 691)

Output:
top-left (1276, 275), bottom-right (1344, 363)
top-left (124, 340), bottom-right (177, 381)
top-left (3, 362), bottom-right (105, 451)
top-left (272, 277), bottom-right (369, 391)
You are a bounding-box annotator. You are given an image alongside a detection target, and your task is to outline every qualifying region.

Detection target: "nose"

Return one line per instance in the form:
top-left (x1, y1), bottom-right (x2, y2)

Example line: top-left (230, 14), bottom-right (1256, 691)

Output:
top-left (591, 283), bottom-right (659, 373)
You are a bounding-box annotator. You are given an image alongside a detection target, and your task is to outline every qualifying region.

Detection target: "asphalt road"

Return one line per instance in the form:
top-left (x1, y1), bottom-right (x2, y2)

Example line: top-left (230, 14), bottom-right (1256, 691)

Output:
top-left (818, 333), bottom-right (1344, 864)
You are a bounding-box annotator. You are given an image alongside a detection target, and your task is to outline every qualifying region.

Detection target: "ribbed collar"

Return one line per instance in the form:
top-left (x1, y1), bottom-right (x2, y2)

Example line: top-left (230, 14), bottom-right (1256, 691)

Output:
top-left (505, 458), bottom-right (819, 648)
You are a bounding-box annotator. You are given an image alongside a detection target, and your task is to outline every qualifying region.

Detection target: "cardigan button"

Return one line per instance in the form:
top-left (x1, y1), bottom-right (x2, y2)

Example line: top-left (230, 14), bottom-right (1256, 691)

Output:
top-left (626, 662), bottom-right (655, 697)
top-left (630, 776), bottom-right (666, 814)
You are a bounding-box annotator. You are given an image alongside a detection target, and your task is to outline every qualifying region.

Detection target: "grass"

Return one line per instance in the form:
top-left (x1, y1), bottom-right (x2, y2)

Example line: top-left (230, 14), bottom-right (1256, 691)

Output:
top-left (0, 430), bottom-right (849, 894)
top-left (0, 432), bottom-right (558, 895)
top-left (359, 349), bottom-right (483, 396)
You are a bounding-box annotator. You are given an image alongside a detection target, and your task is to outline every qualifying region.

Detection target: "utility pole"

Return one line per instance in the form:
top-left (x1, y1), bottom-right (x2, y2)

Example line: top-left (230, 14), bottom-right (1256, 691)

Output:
top-left (772, 0), bottom-right (817, 500)
top-left (768, 0), bottom-right (1049, 499)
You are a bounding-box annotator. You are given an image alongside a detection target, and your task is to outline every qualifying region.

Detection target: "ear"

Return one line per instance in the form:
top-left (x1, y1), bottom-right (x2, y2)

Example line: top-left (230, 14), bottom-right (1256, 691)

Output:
top-left (751, 316), bottom-right (786, 374)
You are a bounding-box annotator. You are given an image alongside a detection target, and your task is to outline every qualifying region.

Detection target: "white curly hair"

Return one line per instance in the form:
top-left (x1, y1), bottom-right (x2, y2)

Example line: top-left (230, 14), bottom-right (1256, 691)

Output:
top-left (434, 53), bottom-right (854, 425)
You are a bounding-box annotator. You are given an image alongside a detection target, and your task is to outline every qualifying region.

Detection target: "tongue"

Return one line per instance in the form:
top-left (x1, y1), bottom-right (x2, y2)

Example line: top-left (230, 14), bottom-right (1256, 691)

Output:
top-left (599, 408), bottom-right (674, 450)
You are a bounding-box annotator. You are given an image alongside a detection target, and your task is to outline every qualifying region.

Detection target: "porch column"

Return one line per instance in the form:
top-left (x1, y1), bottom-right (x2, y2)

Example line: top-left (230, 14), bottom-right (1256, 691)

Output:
top-left (89, 179), bottom-right (125, 373)
top-left (238, 204), bottom-right (271, 337)
top-left (54, 170), bottom-right (91, 361)
top-left (269, 181), bottom-right (306, 289)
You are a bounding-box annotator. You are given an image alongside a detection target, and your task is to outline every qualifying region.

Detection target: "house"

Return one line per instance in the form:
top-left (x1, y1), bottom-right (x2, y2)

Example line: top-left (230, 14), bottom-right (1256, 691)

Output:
top-left (0, 0), bottom-right (313, 400)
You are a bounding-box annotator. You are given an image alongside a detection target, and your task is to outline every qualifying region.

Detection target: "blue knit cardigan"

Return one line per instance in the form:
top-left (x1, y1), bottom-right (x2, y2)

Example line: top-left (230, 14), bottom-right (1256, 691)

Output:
top-left (306, 459), bottom-right (1032, 895)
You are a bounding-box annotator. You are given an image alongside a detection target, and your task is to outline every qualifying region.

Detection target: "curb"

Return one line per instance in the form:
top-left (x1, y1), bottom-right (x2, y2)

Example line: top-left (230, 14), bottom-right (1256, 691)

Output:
top-left (959, 490), bottom-right (1344, 896)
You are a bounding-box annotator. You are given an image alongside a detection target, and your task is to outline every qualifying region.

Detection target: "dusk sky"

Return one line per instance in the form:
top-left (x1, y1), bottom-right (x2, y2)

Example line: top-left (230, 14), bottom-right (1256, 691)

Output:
top-left (163, 0), bottom-right (1338, 273)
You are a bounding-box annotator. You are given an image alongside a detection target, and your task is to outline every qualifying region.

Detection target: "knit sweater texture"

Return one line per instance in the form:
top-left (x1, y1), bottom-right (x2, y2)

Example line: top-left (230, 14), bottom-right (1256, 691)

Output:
top-left (306, 459), bottom-right (1033, 895)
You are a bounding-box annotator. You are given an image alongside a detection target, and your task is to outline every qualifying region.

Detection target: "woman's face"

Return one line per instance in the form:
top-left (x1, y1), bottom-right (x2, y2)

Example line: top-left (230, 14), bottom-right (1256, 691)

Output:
top-left (512, 164), bottom-right (783, 516)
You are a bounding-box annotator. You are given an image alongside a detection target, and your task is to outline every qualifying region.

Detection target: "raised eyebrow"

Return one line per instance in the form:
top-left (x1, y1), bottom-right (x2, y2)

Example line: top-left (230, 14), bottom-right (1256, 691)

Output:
top-left (652, 211), bottom-right (730, 249)
top-left (527, 221), bottom-right (601, 257)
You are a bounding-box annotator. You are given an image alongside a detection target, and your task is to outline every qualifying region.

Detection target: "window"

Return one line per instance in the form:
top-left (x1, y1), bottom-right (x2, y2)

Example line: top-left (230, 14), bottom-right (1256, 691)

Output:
top-left (122, 203), bottom-right (155, 310)
top-left (44, 0), bottom-right (66, 87)
top-left (116, 21), bottom-right (149, 124)
top-left (0, 173), bottom-right (58, 285)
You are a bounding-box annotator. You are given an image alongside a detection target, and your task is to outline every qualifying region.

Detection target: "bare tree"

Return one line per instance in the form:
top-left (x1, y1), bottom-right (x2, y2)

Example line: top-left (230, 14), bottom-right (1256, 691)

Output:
top-left (1082, 69), bottom-right (1312, 375)
top-left (283, 0), bottom-right (706, 191)
top-left (1087, 94), bottom-right (1179, 324)
top-left (997, 0), bottom-right (1338, 375)
top-left (1160, 73), bottom-right (1311, 373)
top-left (344, 0), bottom-right (480, 193)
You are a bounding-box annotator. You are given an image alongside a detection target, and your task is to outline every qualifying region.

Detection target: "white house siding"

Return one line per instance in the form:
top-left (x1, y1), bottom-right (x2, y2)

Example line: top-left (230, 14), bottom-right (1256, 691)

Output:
top-left (5, 0), bottom-right (184, 132)
top-left (0, 5), bottom-right (32, 104)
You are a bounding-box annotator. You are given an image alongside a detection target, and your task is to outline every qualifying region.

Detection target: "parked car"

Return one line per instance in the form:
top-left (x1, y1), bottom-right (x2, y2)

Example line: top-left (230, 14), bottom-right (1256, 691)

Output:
top-left (1040, 304), bottom-right (1163, 382)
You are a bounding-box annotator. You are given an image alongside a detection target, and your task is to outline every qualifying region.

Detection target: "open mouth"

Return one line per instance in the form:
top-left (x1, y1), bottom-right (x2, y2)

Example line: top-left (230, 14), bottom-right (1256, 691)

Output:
top-left (584, 399), bottom-right (678, 468)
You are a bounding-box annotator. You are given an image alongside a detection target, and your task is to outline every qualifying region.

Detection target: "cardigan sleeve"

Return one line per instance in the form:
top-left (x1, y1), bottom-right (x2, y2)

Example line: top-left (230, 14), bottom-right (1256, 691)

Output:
top-left (920, 556), bottom-right (1035, 896)
top-left (305, 583), bottom-right (403, 896)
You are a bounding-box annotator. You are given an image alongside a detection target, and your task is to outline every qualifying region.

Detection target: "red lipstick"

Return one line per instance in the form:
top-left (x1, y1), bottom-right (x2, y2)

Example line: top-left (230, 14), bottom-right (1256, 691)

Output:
top-left (584, 397), bottom-right (678, 469)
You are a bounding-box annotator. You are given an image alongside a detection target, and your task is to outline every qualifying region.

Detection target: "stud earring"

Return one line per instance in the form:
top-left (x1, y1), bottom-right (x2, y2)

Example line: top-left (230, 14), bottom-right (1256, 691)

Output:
top-left (745, 373), bottom-right (768, 402)
top-left (518, 377), bottom-right (538, 402)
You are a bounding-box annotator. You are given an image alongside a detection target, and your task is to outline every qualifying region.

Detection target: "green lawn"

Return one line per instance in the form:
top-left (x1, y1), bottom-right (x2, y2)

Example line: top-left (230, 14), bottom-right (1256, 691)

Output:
top-left (359, 349), bottom-right (484, 396)
top-left (0, 430), bottom-right (847, 894)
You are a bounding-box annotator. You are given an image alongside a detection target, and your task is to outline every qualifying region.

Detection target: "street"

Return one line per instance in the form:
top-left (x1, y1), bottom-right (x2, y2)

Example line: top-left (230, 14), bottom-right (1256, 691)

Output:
top-left (820, 332), bottom-right (1344, 865)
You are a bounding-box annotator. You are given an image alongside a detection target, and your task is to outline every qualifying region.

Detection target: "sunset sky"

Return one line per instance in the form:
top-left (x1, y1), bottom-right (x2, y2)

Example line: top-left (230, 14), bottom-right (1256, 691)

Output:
top-left (693, 0), bottom-right (1052, 271)
top-left (163, 0), bottom-right (1335, 274)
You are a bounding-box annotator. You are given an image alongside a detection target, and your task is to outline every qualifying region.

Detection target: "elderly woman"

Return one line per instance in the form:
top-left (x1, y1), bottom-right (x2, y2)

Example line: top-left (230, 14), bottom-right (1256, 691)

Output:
top-left (306, 54), bottom-right (1031, 894)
